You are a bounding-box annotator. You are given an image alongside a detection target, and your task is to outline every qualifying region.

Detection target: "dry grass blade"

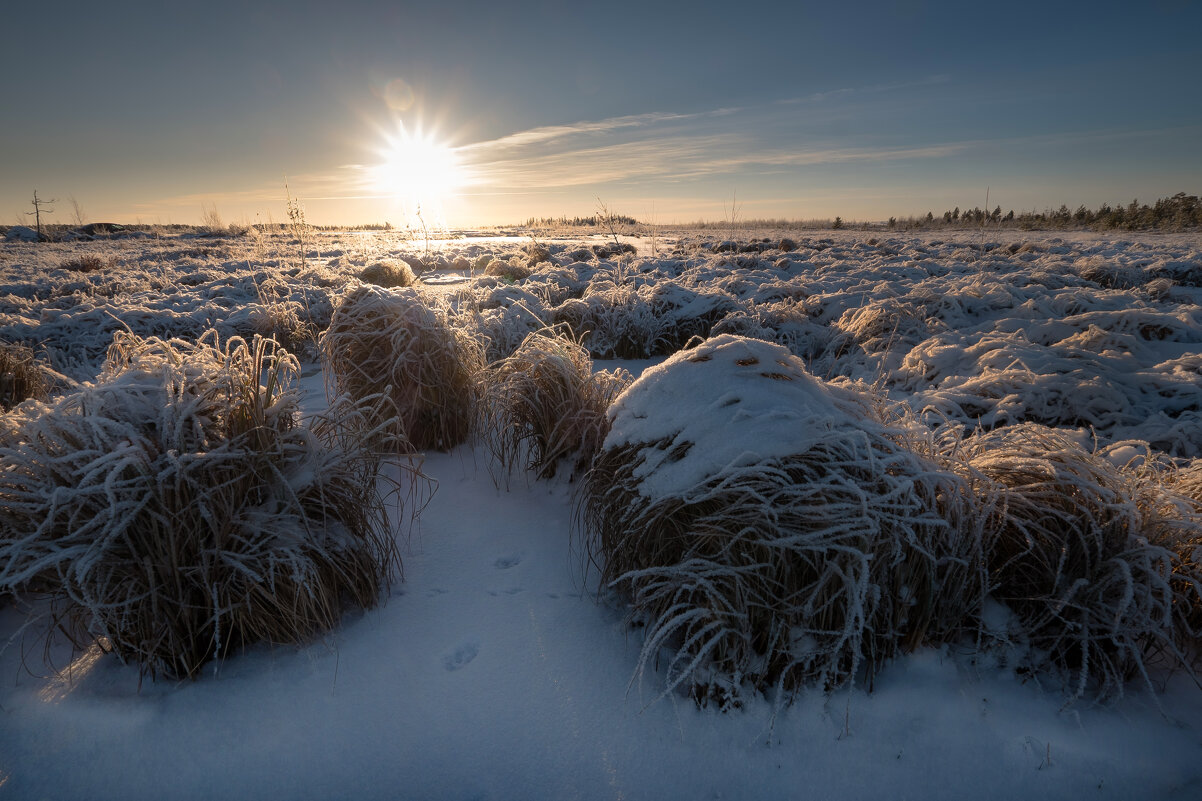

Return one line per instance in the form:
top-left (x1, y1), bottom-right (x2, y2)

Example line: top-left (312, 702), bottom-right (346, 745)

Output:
top-left (0, 331), bottom-right (415, 679)
top-left (321, 285), bottom-right (484, 451)
top-left (0, 341), bottom-right (53, 411)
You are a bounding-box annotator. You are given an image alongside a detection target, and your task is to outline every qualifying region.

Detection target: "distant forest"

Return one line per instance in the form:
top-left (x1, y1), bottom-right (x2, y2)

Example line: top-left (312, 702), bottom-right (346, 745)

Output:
top-left (887, 192), bottom-right (1202, 232)
top-left (529, 193), bottom-right (1201, 233)
top-left (524, 213), bottom-right (641, 228)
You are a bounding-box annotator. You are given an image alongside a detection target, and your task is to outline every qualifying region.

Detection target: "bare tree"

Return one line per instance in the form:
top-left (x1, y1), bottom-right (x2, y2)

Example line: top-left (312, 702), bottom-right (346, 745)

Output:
top-left (30, 191), bottom-right (56, 241)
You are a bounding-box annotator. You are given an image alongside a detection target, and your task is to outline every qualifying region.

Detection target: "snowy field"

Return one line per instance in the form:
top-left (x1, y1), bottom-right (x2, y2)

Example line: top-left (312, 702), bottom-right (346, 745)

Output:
top-left (2, 226), bottom-right (1202, 799)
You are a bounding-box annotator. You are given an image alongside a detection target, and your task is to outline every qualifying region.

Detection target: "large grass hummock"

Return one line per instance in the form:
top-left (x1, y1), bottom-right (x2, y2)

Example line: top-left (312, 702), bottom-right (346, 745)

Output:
top-left (0, 331), bottom-right (405, 679)
top-left (581, 334), bottom-right (977, 700)
top-left (321, 284), bottom-right (483, 451)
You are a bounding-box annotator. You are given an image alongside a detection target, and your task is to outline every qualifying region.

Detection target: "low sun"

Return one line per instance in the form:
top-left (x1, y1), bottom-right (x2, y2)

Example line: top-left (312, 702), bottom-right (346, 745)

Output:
top-left (372, 124), bottom-right (464, 211)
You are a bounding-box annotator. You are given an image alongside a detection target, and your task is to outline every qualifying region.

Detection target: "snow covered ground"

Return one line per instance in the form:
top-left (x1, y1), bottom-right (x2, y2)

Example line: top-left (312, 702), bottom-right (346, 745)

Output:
top-left (2, 226), bottom-right (1201, 799)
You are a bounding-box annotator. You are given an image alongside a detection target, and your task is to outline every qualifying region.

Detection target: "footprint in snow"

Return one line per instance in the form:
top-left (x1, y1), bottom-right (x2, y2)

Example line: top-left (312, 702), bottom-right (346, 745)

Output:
top-left (442, 642), bottom-right (480, 672)
top-left (493, 554), bottom-right (523, 570)
top-left (487, 588), bottom-right (525, 597)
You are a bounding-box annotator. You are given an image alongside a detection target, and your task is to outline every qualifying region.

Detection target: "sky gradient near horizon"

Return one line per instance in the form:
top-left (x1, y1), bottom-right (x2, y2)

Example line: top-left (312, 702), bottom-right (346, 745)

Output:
top-left (4, 0), bottom-right (1200, 228)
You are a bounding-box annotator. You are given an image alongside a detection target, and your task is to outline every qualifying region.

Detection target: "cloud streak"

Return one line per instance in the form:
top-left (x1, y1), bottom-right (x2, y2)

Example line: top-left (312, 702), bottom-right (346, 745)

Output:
top-left (458, 104), bottom-right (971, 192)
top-left (456, 99), bottom-right (1201, 196)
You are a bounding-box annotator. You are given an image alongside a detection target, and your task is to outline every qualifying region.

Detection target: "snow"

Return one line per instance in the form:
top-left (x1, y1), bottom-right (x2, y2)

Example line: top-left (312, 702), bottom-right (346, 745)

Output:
top-left (605, 334), bottom-right (872, 499)
top-left (2, 227), bottom-right (1202, 798)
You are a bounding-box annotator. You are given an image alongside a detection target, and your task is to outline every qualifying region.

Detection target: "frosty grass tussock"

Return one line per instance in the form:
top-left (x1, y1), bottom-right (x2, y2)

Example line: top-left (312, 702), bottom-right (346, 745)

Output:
top-left (321, 284), bottom-right (483, 452)
top-left (482, 327), bottom-right (630, 481)
top-left (0, 331), bottom-right (414, 678)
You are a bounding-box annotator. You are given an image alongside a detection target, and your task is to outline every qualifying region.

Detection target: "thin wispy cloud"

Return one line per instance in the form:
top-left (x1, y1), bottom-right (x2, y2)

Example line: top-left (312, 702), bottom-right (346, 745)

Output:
top-left (457, 99), bottom-right (971, 193)
top-left (459, 111), bottom-right (697, 155)
top-left (457, 94), bottom-right (1200, 197)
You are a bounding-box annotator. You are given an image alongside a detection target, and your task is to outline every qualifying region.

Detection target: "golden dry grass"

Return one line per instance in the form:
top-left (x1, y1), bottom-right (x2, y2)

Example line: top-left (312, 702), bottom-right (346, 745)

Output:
top-left (321, 285), bottom-right (484, 451)
top-left (482, 328), bottom-right (630, 480)
top-left (360, 259), bottom-right (417, 288)
top-left (0, 341), bottom-right (52, 411)
top-left (961, 424), bottom-right (1201, 699)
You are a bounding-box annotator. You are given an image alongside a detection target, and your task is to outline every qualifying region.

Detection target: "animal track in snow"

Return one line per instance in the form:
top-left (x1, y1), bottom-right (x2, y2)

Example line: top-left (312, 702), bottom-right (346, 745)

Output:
top-left (442, 642), bottom-right (479, 672)
top-left (493, 553), bottom-right (523, 570)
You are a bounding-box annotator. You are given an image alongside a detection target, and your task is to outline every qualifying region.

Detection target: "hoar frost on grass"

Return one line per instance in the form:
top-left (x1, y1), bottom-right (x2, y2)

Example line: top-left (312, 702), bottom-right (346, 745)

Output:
top-left (0, 331), bottom-right (414, 679)
top-left (582, 333), bottom-right (1202, 704)
top-left (582, 335), bottom-right (980, 702)
top-left (3, 227), bottom-right (1202, 701)
top-left (956, 424), bottom-right (1202, 700)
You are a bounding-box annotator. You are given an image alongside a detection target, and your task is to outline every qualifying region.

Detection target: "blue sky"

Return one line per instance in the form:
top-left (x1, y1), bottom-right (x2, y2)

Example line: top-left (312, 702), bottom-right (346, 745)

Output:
top-left (3, 0), bottom-right (1199, 226)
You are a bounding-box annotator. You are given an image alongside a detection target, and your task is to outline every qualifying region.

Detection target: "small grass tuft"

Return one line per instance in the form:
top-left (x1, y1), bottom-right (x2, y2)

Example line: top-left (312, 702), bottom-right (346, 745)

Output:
top-left (0, 341), bottom-right (53, 410)
top-left (483, 327), bottom-right (630, 480)
top-left (360, 259), bottom-right (417, 288)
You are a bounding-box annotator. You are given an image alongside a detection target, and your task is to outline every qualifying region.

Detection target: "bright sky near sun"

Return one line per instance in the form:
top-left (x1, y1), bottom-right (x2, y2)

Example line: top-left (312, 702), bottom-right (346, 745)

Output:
top-left (3, 0), bottom-right (1199, 228)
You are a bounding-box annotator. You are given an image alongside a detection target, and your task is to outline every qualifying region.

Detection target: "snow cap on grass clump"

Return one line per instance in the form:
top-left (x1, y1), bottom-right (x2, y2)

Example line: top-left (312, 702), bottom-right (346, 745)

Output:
top-left (584, 334), bottom-right (974, 699)
top-left (963, 423), bottom-right (1201, 701)
top-left (606, 335), bottom-right (870, 500)
top-left (483, 328), bottom-right (630, 480)
top-left (322, 284), bottom-right (483, 451)
top-left (0, 332), bottom-right (404, 679)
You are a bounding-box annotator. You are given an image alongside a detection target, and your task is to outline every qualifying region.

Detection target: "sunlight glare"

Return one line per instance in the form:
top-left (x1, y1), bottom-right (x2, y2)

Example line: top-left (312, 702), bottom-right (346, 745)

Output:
top-left (372, 124), bottom-right (465, 212)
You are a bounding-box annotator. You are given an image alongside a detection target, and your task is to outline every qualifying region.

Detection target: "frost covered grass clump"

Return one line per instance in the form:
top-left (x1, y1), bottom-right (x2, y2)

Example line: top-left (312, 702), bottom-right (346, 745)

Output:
top-left (483, 328), bottom-right (630, 480)
top-left (0, 332), bottom-right (403, 679)
top-left (321, 284), bottom-right (483, 451)
top-left (581, 334), bottom-right (976, 701)
top-left (961, 424), bottom-right (1202, 700)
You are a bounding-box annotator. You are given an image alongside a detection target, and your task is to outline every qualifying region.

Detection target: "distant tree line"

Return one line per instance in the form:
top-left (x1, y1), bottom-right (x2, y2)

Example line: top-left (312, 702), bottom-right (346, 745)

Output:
top-left (524, 213), bottom-right (640, 228)
top-left (886, 192), bottom-right (1201, 232)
